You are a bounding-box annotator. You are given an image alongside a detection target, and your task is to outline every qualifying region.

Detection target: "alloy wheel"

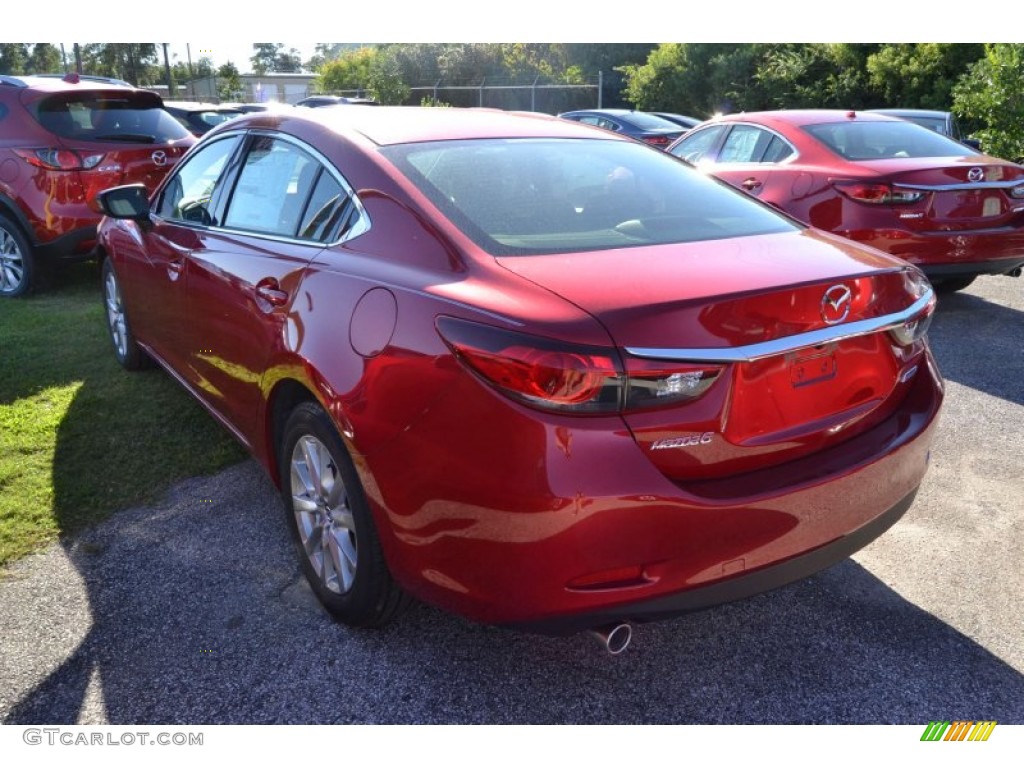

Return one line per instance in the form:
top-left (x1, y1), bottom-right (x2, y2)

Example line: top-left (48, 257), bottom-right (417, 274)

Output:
top-left (289, 435), bottom-right (358, 594)
top-left (0, 227), bottom-right (25, 295)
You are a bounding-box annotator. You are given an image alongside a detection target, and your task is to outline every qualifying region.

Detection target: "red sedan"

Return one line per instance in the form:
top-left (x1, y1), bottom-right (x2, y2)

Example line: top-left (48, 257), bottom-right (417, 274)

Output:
top-left (668, 109), bottom-right (1024, 292)
top-left (96, 107), bottom-right (942, 650)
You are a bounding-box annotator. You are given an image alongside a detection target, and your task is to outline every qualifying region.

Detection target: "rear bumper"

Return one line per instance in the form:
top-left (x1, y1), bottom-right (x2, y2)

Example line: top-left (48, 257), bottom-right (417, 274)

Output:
top-left (35, 226), bottom-right (99, 262)
top-left (848, 226), bottom-right (1024, 277)
top-left (511, 486), bottom-right (918, 635)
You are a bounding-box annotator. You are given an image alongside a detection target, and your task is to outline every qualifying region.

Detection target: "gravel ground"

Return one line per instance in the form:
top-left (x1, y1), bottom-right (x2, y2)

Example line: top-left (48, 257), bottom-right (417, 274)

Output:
top-left (1, 274), bottom-right (1021, 725)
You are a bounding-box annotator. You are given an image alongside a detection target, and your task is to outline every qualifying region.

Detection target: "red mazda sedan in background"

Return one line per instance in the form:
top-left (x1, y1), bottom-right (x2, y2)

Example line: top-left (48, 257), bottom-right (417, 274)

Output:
top-left (97, 107), bottom-right (943, 650)
top-left (668, 109), bottom-right (1024, 293)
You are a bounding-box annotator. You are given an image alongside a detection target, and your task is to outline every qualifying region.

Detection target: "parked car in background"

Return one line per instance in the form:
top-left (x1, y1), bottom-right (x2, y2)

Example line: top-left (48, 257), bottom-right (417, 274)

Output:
top-left (652, 112), bottom-right (702, 131)
top-left (221, 102), bottom-right (294, 114)
top-left (295, 95), bottom-right (378, 107)
top-left (866, 108), bottom-right (980, 149)
top-left (97, 107), bottom-right (942, 648)
top-left (162, 101), bottom-right (244, 137)
top-left (668, 109), bottom-right (1024, 292)
top-left (558, 109), bottom-right (685, 149)
top-left (0, 73), bottom-right (194, 297)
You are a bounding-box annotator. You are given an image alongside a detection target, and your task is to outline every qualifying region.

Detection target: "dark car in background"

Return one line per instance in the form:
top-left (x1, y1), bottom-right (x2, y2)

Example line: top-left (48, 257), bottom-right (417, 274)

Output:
top-left (162, 101), bottom-right (244, 137)
top-left (0, 73), bottom-right (194, 296)
top-left (96, 107), bottom-right (941, 648)
top-left (652, 112), bottom-right (702, 131)
top-left (558, 109), bottom-right (685, 149)
top-left (668, 109), bottom-right (1024, 292)
top-left (296, 95), bottom-right (378, 108)
top-left (867, 109), bottom-right (979, 149)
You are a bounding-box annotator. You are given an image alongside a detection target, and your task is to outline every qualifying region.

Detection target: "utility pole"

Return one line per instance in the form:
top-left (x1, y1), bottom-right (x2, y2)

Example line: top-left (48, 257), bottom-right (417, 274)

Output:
top-left (162, 43), bottom-right (175, 97)
top-left (73, 43), bottom-right (82, 74)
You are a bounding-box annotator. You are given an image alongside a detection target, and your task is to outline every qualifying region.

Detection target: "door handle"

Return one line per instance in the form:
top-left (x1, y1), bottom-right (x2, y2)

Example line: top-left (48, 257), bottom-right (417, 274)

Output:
top-left (166, 259), bottom-right (184, 280)
top-left (255, 278), bottom-right (289, 308)
top-left (741, 177), bottom-right (763, 191)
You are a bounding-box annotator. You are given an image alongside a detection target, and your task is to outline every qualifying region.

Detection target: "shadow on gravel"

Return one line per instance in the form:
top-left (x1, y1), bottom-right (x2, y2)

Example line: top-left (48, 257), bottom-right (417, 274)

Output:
top-left (931, 290), bottom-right (1024, 407)
top-left (5, 460), bottom-right (1023, 724)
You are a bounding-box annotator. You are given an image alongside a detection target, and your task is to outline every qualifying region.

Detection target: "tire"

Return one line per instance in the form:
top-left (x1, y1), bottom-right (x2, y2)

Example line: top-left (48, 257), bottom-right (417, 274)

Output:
top-left (0, 214), bottom-right (34, 298)
top-left (279, 402), bottom-right (409, 627)
top-left (933, 275), bottom-right (976, 294)
top-left (102, 259), bottom-right (150, 370)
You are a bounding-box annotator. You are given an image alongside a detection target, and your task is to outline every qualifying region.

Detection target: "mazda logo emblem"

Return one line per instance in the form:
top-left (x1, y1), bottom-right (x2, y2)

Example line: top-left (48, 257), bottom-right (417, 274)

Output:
top-left (151, 150), bottom-right (167, 167)
top-left (822, 284), bottom-right (852, 325)
top-left (968, 167), bottom-right (984, 183)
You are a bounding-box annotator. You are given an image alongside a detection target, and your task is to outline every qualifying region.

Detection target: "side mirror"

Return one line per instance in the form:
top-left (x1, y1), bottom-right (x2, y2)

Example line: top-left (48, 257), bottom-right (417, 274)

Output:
top-left (97, 184), bottom-right (151, 221)
top-left (962, 137), bottom-right (982, 151)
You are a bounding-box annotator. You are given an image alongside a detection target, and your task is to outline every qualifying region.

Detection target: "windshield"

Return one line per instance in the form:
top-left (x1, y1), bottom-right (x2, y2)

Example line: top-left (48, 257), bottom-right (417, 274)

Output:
top-left (33, 91), bottom-right (191, 143)
top-left (803, 120), bottom-right (976, 160)
top-left (382, 138), bottom-right (796, 256)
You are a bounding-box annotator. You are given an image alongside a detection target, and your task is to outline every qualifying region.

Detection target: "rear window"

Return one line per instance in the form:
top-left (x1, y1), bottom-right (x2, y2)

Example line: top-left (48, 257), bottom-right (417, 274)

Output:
top-left (194, 110), bottom-right (242, 127)
top-left (803, 120), bottom-right (976, 160)
top-left (33, 91), bottom-right (191, 143)
top-left (623, 112), bottom-right (684, 131)
top-left (381, 138), bottom-right (796, 256)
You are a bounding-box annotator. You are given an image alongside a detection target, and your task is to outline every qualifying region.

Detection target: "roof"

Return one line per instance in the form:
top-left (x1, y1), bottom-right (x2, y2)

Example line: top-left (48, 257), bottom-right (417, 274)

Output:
top-left (253, 106), bottom-right (624, 146)
top-left (867, 108), bottom-right (952, 118)
top-left (713, 109), bottom-right (909, 128)
top-left (0, 73), bottom-right (136, 93)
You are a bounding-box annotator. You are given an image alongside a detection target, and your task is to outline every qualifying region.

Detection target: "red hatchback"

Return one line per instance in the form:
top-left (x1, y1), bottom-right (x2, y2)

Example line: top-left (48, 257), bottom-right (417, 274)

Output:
top-left (668, 109), bottom-right (1024, 292)
top-left (0, 73), bottom-right (194, 296)
top-left (96, 107), bottom-right (943, 649)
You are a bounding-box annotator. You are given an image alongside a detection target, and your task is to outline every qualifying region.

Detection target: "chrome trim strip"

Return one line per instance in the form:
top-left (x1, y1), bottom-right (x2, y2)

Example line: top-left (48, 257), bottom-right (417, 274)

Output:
top-left (896, 180), bottom-right (1024, 192)
top-left (625, 290), bottom-right (934, 363)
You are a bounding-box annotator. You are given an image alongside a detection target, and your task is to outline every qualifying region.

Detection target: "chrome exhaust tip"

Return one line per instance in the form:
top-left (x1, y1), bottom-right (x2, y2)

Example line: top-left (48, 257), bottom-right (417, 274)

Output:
top-left (590, 622), bottom-right (632, 655)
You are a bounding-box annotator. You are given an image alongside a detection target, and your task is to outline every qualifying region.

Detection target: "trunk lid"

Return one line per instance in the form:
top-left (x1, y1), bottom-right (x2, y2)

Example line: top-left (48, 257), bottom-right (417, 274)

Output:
top-left (852, 156), bottom-right (1024, 230)
top-left (497, 228), bottom-right (931, 481)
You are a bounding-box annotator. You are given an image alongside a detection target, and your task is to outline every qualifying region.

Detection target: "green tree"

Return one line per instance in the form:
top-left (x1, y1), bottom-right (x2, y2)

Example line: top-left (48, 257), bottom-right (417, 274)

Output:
top-left (250, 43), bottom-right (280, 75)
top-left (26, 44), bottom-right (62, 74)
top-left (368, 47), bottom-right (410, 105)
top-left (251, 43), bottom-right (302, 75)
top-left (953, 44), bottom-right (1024, 160)
top-left (79, 44), bottom-right (159, 84)
top-left (315, 47), bottom-right (375, 93)
top-left (217, 61), bottom-right (244, 102)
top-left (867, 43), bottom-right (984, 110)
top-left (0, 44), bottom-right (29, 75)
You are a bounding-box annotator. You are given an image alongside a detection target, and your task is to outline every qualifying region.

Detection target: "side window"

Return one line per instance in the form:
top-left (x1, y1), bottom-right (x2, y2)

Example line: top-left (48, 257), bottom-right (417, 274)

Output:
top-left (669, 125), bottom-right (727, 163)
top-left (157, 135), bottom-right (241, 224)
top-left (298, 172), bottom-right (359, 242)
top-left (223, 136), bottom-right (319, 237)
top-left (718, 125), bottom-right (771, 163)
top-left (596, 118), bottom-right (621, 132)
top-left (762, 135), bottom-right (795, 163)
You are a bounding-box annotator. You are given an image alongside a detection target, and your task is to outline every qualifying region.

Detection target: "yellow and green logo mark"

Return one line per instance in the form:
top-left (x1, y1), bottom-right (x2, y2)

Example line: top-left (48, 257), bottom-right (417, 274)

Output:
top-left (921, 721), bottom-right (997, 741)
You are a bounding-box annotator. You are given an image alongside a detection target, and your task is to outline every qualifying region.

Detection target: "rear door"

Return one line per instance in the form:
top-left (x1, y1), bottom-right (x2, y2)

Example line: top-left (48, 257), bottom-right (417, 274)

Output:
top-left (698, 123), bottom-right (797, 203)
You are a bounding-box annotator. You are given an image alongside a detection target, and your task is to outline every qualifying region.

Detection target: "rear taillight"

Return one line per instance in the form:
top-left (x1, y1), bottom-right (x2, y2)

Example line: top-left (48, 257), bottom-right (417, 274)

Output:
top-left (889, 269), bottom-right (936, 346)
top-left (642, 135), bottom-right (672, 148)
top-left (436, 316), bottom-right (721, 414)
top-left (832, 180), bottom-right (923, 205)
top-left (14, 148), bottom-right (105, 171)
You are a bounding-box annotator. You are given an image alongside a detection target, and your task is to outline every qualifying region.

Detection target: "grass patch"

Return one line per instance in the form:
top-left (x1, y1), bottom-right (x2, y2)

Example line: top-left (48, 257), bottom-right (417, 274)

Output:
top-left (0, 263), bottom-right (246, 566)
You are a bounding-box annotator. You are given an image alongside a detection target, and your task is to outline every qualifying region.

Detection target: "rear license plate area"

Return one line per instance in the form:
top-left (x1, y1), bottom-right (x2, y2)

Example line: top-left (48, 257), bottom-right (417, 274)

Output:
top-left (789, 349), bottom-right (836, 388)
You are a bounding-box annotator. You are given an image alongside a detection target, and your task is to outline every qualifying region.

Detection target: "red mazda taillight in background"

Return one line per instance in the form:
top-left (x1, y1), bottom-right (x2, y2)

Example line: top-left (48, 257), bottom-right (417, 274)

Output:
top-left (832, 180), bottom-right (924, 205)
top-left (13, 147), bottom-right (105, 170)
top-left (642, 135), bottom-right (675, 149)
